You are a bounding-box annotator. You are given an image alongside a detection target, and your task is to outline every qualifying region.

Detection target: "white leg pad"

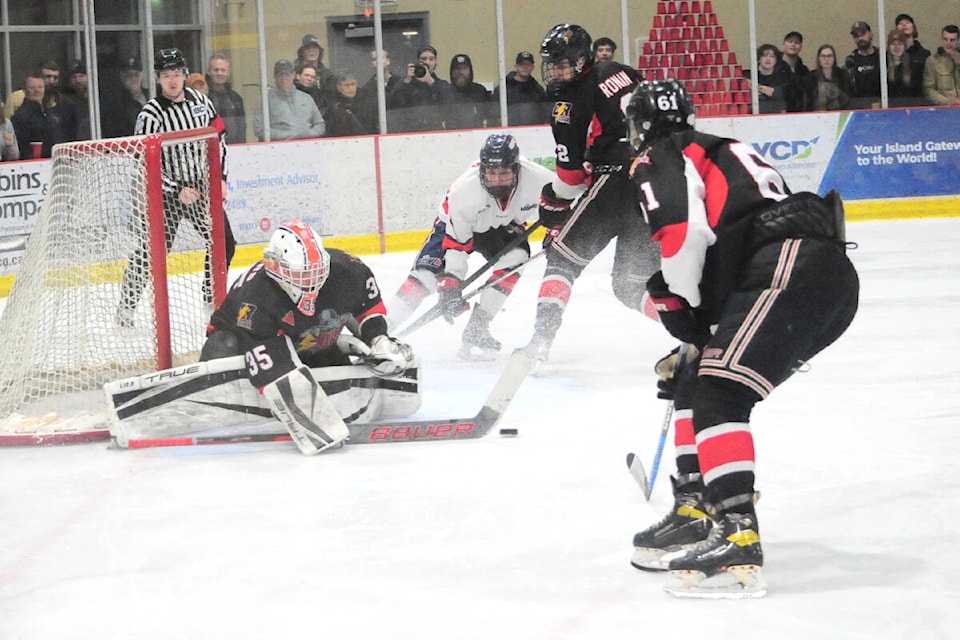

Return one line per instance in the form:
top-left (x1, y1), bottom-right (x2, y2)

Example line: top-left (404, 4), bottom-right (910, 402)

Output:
top-left (262, 366), bottom-right (350, 455)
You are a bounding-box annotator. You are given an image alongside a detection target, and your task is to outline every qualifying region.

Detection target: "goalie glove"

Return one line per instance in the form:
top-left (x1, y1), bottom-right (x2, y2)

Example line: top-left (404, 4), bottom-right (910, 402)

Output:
top-left (365, 335), bottom-right (414, 377)
top-left (655, 344), bottom-right (700, 400)
top-left (436, 274), bottom-right (470, 323)
top-left (646, 271), bottom-right (712, 348)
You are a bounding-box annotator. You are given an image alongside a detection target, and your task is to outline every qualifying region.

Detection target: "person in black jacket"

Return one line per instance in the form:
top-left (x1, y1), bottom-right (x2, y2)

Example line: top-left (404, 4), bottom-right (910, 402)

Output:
top-left (492, 51), bottom-right (549, 125)
top-left (12, 71), bottom-right (71, 158)
top-left (325, 70), bottom-right (371, 137)
top-left (387, 45), bottom-right (454, 132)
top-left (100, 57), bottom-right (147, 138)
top-left (206, 53), bottom-right (247, 143)
top-left (447, 53), bottom-right (491, 129)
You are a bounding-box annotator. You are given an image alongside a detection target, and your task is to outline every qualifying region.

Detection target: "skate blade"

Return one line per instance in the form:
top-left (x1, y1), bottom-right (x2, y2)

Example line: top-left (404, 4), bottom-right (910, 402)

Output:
top-left (630, 546), bottom-right (693, 572)
top-left (664, 565), bottom-right (767, 599)
top-left (457, 345), bottom-right (500, 362)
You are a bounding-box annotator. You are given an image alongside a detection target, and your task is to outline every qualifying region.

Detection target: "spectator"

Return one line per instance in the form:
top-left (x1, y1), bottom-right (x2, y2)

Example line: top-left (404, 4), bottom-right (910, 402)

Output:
top-left (359, 49), bottom-right (399, 133)
top-left (324, 70), bottom-right (370, 137)
top-left (100, 57), bottom-right (147, 138)
top-left (62, 59), bottom-right (90, 140)
top-left (811, 44), bottom-right (852, 110)
top-left (253, 59), bottom-right (326, 141)
top-left (492, 51), bottom-right (549, 125)
top-left (296, 34), bottom-right (337, 106)
top-left (4, 61), bottom-right (61, 119)
top-left (11, 70), bottom-right (71, 159)
top-left (744, 44), bottom-right (789, 113)
top-left (387, 45), bottom-right (454, 132)
top-left (186, 72), bottom-right (208, 95)
top-left (923, 25), bottom-right (960, 105)
top-left (206, 53), bottom-right (247, 143)
top-left (775, 31), bottom-right (813, 111)
top-left (896, 13), bottom-right (931, 84)
top-left (447, 53), bottom-right (491, 129)
top-left (0, 101), bottom-right (20, 161)
top-left (886, 29), bottom-right (924, 106)
top-left (845, 21), bottom-right (881, 108)
top-left (294, 61), bottom-right (327, 115)
top-left (593, 37), bottom-right (618, 62)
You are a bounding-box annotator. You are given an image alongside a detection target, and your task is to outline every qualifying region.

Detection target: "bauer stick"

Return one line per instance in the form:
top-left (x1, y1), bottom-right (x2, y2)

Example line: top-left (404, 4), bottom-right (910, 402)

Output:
top-left (626, 342), bottom-right (691, 500)
top-left (398, 222), bottom-right (542, 337)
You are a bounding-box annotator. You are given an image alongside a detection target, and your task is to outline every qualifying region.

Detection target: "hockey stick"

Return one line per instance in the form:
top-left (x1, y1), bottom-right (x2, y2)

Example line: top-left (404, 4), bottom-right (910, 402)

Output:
top-left (122, 350), bottom-right (536, 449)
top-left (397, 221), bottom-right (542, 337)
top-left (626, 343), bottom-right (691, 500)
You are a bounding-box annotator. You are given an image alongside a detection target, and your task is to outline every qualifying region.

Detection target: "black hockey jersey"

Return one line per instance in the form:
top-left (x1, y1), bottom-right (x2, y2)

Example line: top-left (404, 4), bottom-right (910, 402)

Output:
top-left (630, 130), bottom-right (792, 313)
top-left (548, 61), bottom-right (639, 188)
top-left (208, 248), bottom-right (388, 366)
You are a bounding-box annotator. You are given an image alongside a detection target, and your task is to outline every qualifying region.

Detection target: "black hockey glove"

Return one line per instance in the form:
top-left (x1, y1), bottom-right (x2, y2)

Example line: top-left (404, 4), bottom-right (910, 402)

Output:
top-left (646, 271), bottom-right (712, 348)
top-left (655, 344), bottom-right (700, 400)
top-left (539, 183), bottom-right (574, 229)
top-left (436, 275), bottom-right (470, 323)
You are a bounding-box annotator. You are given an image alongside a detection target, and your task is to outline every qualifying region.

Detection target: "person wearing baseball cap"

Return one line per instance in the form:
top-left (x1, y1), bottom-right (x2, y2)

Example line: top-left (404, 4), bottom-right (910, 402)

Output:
top-left (847, 20), bottom-right (881, 106)
top-left (491, 51), bottom-right (548, 125)
top-left (296, 33), bottom-right (337, 105)
top-left (388, 43), bottom-right (454, 132)
top-left (253, 59), bottom-right (325, 141)
top-left (894, 13), bottom-right (932, 76)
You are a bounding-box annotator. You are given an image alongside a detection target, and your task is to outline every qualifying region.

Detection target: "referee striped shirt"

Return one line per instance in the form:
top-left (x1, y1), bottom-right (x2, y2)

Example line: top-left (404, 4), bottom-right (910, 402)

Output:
top-left (135, 87), bottom-right (228, 194)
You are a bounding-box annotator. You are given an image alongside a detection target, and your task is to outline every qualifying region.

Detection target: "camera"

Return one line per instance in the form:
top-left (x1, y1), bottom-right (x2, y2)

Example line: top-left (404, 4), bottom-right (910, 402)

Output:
top-left (413, 63), bottom-right (428, 79)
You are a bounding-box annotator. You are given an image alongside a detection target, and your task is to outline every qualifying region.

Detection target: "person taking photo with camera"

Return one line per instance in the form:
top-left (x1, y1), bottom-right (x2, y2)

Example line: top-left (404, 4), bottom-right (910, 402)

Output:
top-left (387, 44), bottom-right (454, 132)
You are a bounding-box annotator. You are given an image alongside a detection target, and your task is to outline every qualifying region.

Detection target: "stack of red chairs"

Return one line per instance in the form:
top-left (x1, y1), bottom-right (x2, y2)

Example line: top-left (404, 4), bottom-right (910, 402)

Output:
top-left (637, 1), bottom-right (750, 116)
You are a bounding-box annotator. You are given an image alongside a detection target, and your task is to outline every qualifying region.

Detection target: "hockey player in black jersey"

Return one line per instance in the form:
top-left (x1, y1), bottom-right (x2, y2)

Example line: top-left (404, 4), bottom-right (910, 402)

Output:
top-left (625, 80), bottom-right (859, 598)
top-left (521, 24), bottom-right (659, 361)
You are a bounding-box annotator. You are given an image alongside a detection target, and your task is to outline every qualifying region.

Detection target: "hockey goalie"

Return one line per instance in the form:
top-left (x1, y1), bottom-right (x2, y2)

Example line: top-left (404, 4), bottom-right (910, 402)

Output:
top-left (106, 220), bottom-right (419, 454)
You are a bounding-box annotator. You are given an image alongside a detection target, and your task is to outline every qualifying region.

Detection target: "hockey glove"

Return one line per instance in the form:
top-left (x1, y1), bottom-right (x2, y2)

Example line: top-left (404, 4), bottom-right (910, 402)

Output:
top-left (538, 183), bottom-right (575, 230)
top-left (436, 274), bottom-right (470, 323)
top-left (646, 271), bottom-right (712, 348)
top-left (366, 335), bottom-right (414, 377)
top-left (655, 344), bottom-right (700, 400)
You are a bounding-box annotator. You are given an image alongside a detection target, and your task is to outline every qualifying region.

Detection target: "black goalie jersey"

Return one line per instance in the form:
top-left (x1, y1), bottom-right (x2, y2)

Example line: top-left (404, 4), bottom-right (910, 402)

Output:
top-left (549, 61), bottom-right (639, 188)
top-left (208, 248), bottom-right (389, 367)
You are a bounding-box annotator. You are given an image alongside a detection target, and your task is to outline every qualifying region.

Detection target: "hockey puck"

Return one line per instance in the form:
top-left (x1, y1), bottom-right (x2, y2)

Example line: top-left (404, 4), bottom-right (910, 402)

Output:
top-left (499, 428), bottom-right (519, 437)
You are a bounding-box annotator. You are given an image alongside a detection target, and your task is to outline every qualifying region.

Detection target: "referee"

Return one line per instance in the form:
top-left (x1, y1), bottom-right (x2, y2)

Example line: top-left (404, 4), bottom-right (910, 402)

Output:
top-left (117, 48), bottom-right (236, 327)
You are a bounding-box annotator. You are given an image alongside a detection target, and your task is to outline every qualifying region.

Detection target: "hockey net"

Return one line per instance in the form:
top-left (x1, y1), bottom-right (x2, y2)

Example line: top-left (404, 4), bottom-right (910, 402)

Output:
top-left (0, 128), bottom-right (228, 444)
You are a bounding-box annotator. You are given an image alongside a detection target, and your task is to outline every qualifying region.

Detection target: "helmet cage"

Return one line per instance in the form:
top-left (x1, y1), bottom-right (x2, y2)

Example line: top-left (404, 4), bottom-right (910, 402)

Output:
top-left (263, 221), bottom-right (331, 315)
top-left (540, 24), bottom-right (593, 87)
top-left (479, 134), bottom-right (520, 200)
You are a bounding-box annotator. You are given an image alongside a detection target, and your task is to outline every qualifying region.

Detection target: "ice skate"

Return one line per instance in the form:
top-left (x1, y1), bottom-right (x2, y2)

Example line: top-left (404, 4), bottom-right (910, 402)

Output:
top-left (631, 474), bottom-right (714, 571)
top-left (663, 512), bottom-right (766, 599)
top-left (518, 332), bottom-right (552, 362)
top-left (458, 307), bottom-right (502, 361)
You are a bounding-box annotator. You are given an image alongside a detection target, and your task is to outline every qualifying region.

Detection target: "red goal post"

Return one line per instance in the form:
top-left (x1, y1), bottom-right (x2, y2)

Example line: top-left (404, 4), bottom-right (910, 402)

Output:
top-left (0, 127), bottom-right (229, 445)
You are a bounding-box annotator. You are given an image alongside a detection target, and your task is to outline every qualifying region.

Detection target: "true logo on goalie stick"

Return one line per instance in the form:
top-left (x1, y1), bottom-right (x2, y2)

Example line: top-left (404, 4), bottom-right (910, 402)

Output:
top-left (366, 421), bottom-right (474, 441)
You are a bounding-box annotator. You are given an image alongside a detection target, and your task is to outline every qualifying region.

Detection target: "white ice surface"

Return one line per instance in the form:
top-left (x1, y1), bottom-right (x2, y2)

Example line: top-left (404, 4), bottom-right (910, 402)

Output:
top-left (2, 218), bottom-right (959, 639)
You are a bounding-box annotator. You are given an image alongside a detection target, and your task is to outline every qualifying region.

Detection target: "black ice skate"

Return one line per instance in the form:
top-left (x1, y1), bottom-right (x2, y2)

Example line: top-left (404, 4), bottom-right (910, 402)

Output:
top-left (458, 307), bottom-right (502, 361)
top-left (664, 512), bottom-right (767, 599)
top-left (630, 474), bottom-right (714, 571)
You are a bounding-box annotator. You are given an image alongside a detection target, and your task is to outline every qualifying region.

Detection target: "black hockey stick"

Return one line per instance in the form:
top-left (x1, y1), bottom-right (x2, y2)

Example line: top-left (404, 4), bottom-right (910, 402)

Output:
top-left (124, 350), bottom-right (536, 449)
top-left (397, 221), bottom-right (542, 337)
top-left (626, 343), bottom-right (690, 500)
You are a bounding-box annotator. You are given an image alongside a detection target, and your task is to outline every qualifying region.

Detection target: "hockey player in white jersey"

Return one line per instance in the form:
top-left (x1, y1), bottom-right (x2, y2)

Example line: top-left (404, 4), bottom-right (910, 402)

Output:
top-left (388, 133), bottom-right (554, 359)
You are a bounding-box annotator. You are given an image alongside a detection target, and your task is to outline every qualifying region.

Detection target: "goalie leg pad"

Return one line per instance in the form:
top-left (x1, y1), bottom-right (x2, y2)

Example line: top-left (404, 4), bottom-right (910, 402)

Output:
top-left (262, 366), bottom-right (350, 455)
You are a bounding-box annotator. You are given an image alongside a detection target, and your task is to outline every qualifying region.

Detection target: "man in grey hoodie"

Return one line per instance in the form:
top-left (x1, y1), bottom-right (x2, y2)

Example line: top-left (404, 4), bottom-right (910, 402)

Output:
top-left (253, 59), bottom-right (325, 141)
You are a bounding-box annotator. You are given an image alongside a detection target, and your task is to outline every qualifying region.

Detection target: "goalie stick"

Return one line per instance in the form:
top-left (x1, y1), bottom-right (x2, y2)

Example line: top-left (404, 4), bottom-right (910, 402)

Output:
top-left (121, 350), bottom-right (536, 450)
top-left (626, 343), bottom-right (690, 500)
top-left (397, 221), bottom-right (542, 337)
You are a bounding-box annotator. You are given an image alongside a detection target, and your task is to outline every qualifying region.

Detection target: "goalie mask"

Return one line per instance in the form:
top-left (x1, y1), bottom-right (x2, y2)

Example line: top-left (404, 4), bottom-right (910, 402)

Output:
top-left (263, 221), bottom-right (331, 315)
top-left (626, 80), bottom-right (695, 152)
top-left (540, 24), bottom-right (594, 88)
top-left (479, 133), bottom-right (520, 200)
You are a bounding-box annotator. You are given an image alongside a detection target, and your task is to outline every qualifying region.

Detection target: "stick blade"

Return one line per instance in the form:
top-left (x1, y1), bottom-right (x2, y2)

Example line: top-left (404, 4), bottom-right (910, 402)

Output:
top-left (626, 452), bottom-right (652, 500)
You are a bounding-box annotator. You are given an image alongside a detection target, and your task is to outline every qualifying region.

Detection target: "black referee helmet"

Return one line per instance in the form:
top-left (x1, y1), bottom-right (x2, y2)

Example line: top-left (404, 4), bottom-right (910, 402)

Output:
top-left (154, 48), bottom-right (187, 72)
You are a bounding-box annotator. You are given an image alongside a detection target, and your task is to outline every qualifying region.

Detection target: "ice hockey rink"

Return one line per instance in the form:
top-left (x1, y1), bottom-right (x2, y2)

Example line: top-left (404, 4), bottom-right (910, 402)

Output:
top-left (1, 216), bottom-right (958, 639)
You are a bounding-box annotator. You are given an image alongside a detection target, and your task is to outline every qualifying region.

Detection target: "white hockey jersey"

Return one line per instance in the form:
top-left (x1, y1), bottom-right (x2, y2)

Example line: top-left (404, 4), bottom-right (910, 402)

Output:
top-left (439, 156), bottom-right (554, 279)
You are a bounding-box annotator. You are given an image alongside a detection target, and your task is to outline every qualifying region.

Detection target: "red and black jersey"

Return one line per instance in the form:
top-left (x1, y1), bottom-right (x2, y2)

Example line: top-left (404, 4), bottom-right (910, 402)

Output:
top-left (208, 248), bottom-right (388, 365)
top-left (549, 61), bottom-right (639, 188)
top-left (630, 130), bottom-right (792, 312)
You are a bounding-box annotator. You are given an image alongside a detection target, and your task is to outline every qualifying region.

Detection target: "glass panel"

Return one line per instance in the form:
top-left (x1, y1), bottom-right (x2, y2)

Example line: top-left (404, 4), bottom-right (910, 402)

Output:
top-left (93, 0), bottom-right (140, 26)
top-left (208, 3), bottom-right (263, 146)
top-left (8, 2), bottom-right (74, 25)
top-left (95, 31), bottom-right (147, 138)
top-left (151, 0), bottom-right (200, 25)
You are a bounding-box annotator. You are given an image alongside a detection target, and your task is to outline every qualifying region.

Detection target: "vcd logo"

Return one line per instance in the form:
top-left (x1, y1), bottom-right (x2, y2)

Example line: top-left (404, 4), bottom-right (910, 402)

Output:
top-left (751, 136), bottom-right (819, 161)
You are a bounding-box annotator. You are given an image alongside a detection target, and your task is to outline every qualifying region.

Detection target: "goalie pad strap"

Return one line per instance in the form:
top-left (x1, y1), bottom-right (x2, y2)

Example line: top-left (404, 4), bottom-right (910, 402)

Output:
top-left (262, 366), bottom-right (349, 455)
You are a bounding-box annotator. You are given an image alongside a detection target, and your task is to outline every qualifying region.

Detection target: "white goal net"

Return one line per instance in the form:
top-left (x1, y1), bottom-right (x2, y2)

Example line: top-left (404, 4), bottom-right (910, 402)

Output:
top-left (0, 128), bottom-right (228, 444)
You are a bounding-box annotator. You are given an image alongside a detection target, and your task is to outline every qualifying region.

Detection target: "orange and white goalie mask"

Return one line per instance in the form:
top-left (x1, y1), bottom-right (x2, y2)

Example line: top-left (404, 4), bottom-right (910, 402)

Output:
top-left (263, 220), bottom-right (331, 315)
